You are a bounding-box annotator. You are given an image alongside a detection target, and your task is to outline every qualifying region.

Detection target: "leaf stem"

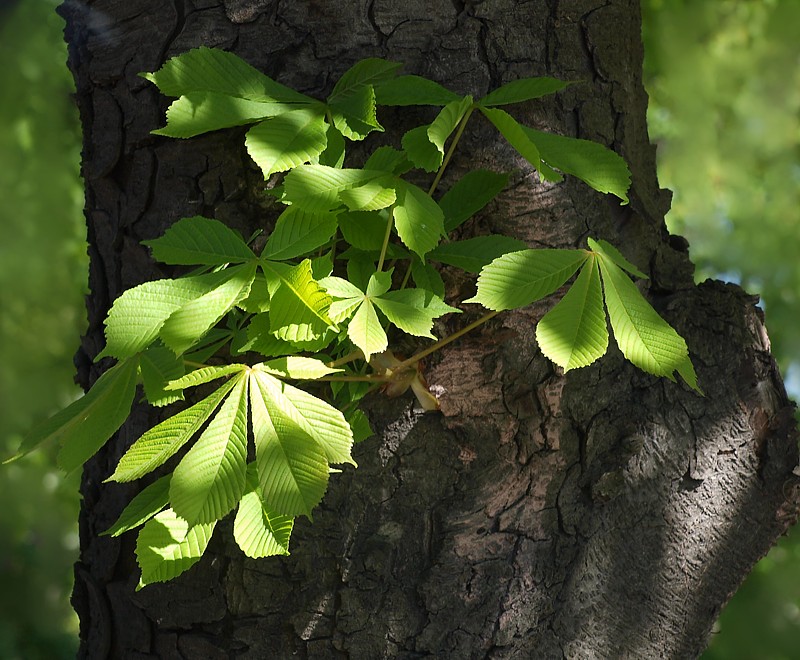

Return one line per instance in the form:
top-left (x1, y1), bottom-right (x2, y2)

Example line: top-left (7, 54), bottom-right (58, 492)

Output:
top-left (377, 204), bottom-right (396, 272)
top-left (428, 105), bottom-right (475, 196)
top-left (400, 262), bottom-right (413, 289)
top-left (328, 350), bottom-right (363, 368)
top-left (392, 309), bottom-right (499, 372)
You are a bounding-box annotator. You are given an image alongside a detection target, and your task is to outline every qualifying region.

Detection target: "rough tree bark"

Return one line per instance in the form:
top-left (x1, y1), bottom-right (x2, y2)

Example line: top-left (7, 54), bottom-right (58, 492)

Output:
top-left (60, 0), bottom-right (798, 657)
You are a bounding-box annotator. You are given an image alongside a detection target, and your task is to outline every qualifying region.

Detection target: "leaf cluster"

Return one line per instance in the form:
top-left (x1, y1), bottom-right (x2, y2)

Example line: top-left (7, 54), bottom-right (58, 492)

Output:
top-left (9, 48), bottom-right (699, 589)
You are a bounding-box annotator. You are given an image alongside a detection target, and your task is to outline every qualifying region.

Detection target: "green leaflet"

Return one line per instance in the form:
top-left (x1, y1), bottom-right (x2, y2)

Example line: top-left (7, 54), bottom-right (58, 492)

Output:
top-left (170, 374), bottom-right (249, 526)
top-left (596, 250), bottom-right (700, 391)
top-left (153, 94), bottom-right (299, 138)
top-left (587, 238), bottom-right (647, 278)
top-left (373, 289), bottom-right (460, 339)
top-left (160, 263), bottom-right (256, 355)
top-left (259, 356), bottom-right (342, 380)
top-left (144, 216), bottom-right (255, 266)
top-left (262, 207), bottom-right (338, 261)
top-left (480, 77), bottom-right (571, 106)
top-left (329, 58), bottom-right (402, 105)
top-left (245, 108), bottom-right (329, 178)
top-left (265, 259), bottom-right (335, 343)
top-left (338, 211), bottom-right (388, 251)
top-left (374, 75), bottom-right (461, 107)
top-left (7, 357), bottom-right (139, 469)
top-left (135, 508), bottom-right (216, 590)
top-left (522, 128), bottom-right (632, 203)
top-left (393, 182), bottom-right (445, 261)
top-left (318, 123), bottom-right (346, 168)
top-left (250, 367), bottom-right (354, 465)
top-left (140, 346), bottom-right (185, 407)
top-left (427, 96), bottom-right (473, 157)
top-left (166, 364), bottom-right (247, 391)
top-left (249, 371), bottom-right (330, 518)
top-left (108, 378), bottom-right (238, 483)
top-left (364, 146), bottom-right (412, 175)
top-left (339, 180), bottom-right (397, 212)
top-left (480, 107), bottom-right (545, 180)
top-left (402, 125), bottom-right (444, 173)
top-left (439, 169), bottom-right (509, 232)
top-left (330, 85), bottom-right (381, 141)
top-left (429, 235), bottom-right (528, 273)
top-left (102, 474), bottom-right (171, 537)
top-left (143, 46), bottom-right (314, 103)
top-left (536, 256), bottom-right (609, 371)
top-left (234, 471), bottom-right (294, 558)
top-left (98, 270), bottom-right (232, 360)
top-left (466, 249), bottom-right (589, 311)
top-left (411, 260), bottom-right (446, 298)
top-left (282, 165), bottom-right (383, 213)
top-left (347, 297), bottom-right (387, 360)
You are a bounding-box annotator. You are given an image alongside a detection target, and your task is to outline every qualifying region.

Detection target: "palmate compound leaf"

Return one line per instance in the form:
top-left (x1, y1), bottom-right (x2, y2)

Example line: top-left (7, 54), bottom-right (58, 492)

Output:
top-left (143, 46), bottom-right (314, 104)
top-left (248, 371), bottom-right (330, 518)
top-left (262, 207), bottom-right (338, 261)
top-left (135, 508), bottom-right (216, 590)
top-left (165, 364), bottom-right (248, 391)
top-left (234, 465), bottom-right (294, 558)
top-left (102, 473), bottom-right (171, 537)
top-left (346, 297), bottom-right (387, 361)
top-left (97, 269), bottom-right (234, 360)
top-left (143, 216), bottom-right (255, 266)
top-left (108, 377), bottom-right (238, 483)
top-left (170, 374), bottom-right (249, 527)
top-left (251, 365), bottom-right (355, 465)
top-left (7, 357), bottom-right (139, 469)
top-left (466, 249), bottom-right (589, 311)
top-left (373, 289), bottom-right (460, 339)
top-left (160, 262), bottom-right (256, 355)
top-left (536, 255), bottom-right (609, 371)
top-left (245, 107), bottom-right (330, 178)
top-left (595, 247), bottom-right (700, 392)
top-left (522, 127), bottom-right (632, 203)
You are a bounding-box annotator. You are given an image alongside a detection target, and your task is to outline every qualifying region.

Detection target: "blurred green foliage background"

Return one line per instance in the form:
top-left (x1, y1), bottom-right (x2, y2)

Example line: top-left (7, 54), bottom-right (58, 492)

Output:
top-left (0, 0), bottom-right (796, 656)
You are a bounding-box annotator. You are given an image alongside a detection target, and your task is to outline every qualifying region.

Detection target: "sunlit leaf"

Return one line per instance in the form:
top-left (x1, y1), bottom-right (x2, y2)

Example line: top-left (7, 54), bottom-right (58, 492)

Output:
top-left (170, 375), bottom-right (249, 526)
top-left (523, 127), bottom-right (631, 203)
top-left (466, 249), bottom-right (588, 310)
top-left (143, 216), bottom-right (255, 266)
top-left (108, 378), bottom-right (237, 483)
top-left (160, 263), bottom-right (256, 355)
top-left (143, 46), bottom-right (313, 103)
top-left (374, 289), bottom-right (459, 338)
top-left (266, 259), bottom-right (334, 343)
top-left (245, 108), bottom-right (329, 178)
top-left (597, 251), bottom-right (699, 391)
top-left (282, 165), bottom-right (383, 213)
top-left (262, 207), bottom-right (338, 261)
top-left (339, 180), bottom-right (397, 212)
top-left (135, 508), bottom-right (215, 590)
top-left (587, 237), bottom-right (646, 278)
top-left (234, 470), bottom-right (294, 558)
top-left (165, 364), bottom-right (247, 391)
top-left (393, 182), bottom-right (444, 260)
top-left (402, 125), bottom-right (443, 172)
top-left (427, 96), bottom-right (473, 156)
top-left (347, 298), bottom-right (387, 361)
top-left (537, 256), bottom-right (609, 370)
top-left (260, 356), bottom-right (342, 380)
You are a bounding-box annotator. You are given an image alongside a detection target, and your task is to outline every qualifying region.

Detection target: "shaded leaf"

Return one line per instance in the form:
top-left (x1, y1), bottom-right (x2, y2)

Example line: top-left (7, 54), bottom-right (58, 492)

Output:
top-left (263, 207), bottom-right (338, 261)
top-left (429, 235), bottom-right (528, 273)
top-left (401, 125), bottom-right (442, 173)
top-left (427, 96), bottom-right (473, 156)
top-left (140, 346), bottom-right (185, 407)
top-left (102, 474), bottom-right (171, 537)
top-left (480, 77), bottom-right (570, 107)
top-left (439, 169), bottom-right (509, 232)
top-left (375, 75), bottom-right (460, 106)
top-left (282, 165), bottom-right (383, 213)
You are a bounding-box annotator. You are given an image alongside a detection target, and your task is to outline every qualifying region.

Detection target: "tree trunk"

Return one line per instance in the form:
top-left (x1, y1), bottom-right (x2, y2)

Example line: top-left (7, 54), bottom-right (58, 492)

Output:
top-left (61, 0), bottom-right (799, 657)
